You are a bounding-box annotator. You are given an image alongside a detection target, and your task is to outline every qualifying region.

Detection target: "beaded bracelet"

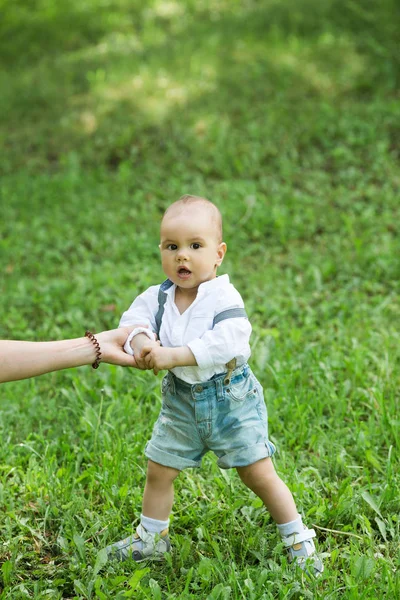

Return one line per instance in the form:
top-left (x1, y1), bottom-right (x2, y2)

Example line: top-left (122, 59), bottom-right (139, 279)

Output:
top-left (85, 330), bottom-right (102, 369)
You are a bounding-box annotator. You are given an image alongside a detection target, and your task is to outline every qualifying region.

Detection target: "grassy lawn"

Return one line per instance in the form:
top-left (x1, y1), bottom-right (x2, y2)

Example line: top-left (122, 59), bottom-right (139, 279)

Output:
top-left (0, 1), bottom-right (399, 598)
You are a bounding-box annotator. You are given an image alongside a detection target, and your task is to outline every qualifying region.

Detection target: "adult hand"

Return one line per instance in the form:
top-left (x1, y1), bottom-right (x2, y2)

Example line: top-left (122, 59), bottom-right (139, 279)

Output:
top-left (96, 327), bottom-right (150, 367)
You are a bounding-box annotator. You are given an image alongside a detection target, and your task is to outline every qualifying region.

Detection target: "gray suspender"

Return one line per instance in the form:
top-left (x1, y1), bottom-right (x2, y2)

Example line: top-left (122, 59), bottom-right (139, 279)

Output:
top-left (154, 279), bottom-right (248, 337)
top-left (212, 307), bottom-right (248, 327)
top-left (154, 279), bottom-right (174, 337)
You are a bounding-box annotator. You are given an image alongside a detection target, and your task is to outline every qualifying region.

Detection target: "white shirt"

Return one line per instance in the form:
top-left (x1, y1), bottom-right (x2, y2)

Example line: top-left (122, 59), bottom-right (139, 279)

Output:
top-left (119, 274), bottom-right (252, 384)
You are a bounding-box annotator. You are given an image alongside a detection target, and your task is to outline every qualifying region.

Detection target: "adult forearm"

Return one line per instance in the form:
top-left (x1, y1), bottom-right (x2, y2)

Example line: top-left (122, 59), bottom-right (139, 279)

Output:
top-left (0, 338), bottom-right (96, 383)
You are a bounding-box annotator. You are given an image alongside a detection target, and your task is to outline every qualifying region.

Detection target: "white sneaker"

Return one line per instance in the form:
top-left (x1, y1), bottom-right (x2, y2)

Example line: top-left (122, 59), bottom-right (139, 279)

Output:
top-left (106, 524), bottom-right (171, 562)
top-left (281, 527), bottom-right (324, 576)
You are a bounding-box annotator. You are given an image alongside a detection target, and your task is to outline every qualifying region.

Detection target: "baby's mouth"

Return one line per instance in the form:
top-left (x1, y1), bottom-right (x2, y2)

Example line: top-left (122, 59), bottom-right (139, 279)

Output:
top-left (178, 267), bottom-right (191, 278)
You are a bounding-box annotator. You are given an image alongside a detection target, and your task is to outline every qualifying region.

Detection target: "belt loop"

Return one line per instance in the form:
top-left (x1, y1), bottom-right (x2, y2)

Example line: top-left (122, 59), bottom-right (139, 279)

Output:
top-left (215, 377), bottom-right (224, 402)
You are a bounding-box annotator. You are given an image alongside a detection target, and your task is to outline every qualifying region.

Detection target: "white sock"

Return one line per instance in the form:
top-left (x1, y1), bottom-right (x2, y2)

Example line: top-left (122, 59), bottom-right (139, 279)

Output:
top-left (141, 514), bottom-right (170, 534)
top-left (276, 514), bottom-right (304, 538)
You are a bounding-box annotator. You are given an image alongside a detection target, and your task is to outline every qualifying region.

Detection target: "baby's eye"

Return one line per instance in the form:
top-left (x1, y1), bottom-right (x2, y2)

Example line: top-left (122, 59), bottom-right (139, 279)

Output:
top-left (191, 243), bottom-right (201, 250)
top-left (167, 244), bottom-right (178, 250)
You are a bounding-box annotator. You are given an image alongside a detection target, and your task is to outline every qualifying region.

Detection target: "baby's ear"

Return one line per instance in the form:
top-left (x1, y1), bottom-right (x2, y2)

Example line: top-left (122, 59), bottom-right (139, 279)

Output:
top-left (216, 242), bottom-right (227, 266)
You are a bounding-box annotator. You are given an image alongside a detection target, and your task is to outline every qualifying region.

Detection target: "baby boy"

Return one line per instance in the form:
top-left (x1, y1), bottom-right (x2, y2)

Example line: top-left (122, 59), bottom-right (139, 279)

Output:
top-left (107, 195), bottom-right (323, 575)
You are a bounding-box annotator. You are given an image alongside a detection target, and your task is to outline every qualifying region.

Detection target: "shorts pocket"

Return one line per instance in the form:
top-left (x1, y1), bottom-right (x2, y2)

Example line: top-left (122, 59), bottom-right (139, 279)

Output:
top-left (161, 374), bottom-right (171, 394)
top-left (225, 374), bottom-right (257, 403)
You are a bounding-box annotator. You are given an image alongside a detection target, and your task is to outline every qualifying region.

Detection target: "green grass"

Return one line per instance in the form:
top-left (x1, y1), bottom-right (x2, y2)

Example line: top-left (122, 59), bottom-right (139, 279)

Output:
top-left (0, 0), bottom-right (399, 598)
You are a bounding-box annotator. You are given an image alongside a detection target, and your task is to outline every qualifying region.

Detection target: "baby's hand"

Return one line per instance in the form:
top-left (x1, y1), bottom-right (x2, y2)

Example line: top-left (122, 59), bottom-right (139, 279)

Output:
top-left (140, 345), bottom-right (177, 375)
top-left (134, 339), bottom-right (160, 370)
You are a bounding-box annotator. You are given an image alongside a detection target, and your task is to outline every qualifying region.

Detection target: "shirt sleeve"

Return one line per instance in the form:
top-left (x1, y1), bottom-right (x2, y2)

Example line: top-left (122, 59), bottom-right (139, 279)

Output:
top-left (119, 285), bottom-right (160, 332)
top-left (187, 286), bottom-right (252, 370)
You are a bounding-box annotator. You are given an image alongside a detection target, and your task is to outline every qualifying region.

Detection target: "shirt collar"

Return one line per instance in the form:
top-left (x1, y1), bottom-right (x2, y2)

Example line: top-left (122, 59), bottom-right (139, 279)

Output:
top-left (163, 274), bottom-right (230, 296)
top-left (197, 274), bottom-right (230, 296)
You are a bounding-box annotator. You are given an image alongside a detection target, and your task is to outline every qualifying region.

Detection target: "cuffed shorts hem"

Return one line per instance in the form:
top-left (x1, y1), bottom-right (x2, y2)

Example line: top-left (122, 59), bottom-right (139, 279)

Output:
top-left (145, 441), bottom-right (202, 471)
top-left (217, 440), bottom-right (276, 469)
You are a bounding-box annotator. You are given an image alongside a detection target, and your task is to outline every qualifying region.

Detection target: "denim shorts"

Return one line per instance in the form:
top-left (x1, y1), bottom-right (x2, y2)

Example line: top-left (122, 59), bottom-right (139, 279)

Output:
top-left (145, 364), bottom-right (276, 470)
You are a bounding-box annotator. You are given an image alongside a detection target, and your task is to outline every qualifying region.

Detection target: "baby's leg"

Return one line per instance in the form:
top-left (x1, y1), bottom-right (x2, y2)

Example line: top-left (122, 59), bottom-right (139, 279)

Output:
top-left (237, 458), bottom-right (323, 575)
top-left (142, 459), bottom-right (180, 520)
top-left (106, 460), bottom-right (180, 562)
top-left (236, 457), bottom-right (297, 523)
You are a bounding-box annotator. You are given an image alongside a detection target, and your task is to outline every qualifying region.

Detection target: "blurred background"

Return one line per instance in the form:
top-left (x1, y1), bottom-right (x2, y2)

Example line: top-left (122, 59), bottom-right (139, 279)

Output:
top-left (1, 0), bottom-right (399, 344)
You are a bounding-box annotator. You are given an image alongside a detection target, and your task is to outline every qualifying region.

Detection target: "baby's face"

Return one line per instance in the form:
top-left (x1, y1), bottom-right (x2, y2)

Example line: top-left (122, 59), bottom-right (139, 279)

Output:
top-left (159, 206), bottom-right (226, 293)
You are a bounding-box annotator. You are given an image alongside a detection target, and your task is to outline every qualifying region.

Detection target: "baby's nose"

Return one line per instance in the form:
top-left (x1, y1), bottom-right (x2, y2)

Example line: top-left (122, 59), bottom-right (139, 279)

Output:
top-left (176, 248), bottom-right (188, 260)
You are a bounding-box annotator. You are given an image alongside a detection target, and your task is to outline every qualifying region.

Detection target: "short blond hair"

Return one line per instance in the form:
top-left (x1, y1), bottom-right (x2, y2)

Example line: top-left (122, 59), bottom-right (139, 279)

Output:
top-left (162, 195), bottom-right (223, 242)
